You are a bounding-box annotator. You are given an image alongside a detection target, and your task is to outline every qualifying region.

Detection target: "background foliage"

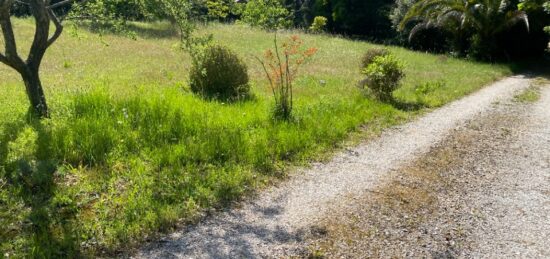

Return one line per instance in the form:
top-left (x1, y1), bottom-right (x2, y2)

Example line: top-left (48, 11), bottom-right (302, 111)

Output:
top-left (13, 0), bottom-right (548, 60)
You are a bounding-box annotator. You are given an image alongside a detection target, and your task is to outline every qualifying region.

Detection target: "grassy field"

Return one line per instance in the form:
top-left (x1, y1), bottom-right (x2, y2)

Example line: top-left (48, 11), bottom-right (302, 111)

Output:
top-left (0, 19), bottom-right (514, 257)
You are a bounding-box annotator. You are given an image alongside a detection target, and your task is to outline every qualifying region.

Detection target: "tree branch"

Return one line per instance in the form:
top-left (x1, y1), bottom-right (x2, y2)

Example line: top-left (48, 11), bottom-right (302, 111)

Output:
top-left (49, 0), bottom-right (89, 22)
top-left (0, 3), bottom-right (18, 58)
top-left (48, 0), bottom-right (72, 9)
top-left (14, 0), bottom-right (29, 6)
top-left (49, 0), bottom-right (91, 10)
top-left (46, 7), bottom-right (62, 47)
top-left (0, 52), bottom-right (8, 64)
top-left (0, 2), bottom-right (26, 72)
top-left (26, 0), bottom-right (49, 70)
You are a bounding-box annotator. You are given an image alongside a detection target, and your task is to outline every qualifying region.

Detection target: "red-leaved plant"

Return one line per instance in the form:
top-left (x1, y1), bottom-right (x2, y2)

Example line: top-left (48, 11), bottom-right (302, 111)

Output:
top-left (256, 34), bottom-right (318, 120)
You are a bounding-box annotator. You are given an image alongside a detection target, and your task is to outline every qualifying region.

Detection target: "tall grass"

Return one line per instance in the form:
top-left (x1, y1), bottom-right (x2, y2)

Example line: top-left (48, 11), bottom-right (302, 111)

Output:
top-left (0, 19), bottom-right (515, 256)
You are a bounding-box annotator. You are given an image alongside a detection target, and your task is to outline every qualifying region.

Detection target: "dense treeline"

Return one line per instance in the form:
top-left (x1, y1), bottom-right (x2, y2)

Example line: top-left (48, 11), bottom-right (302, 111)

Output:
top-left (11, 0), bottom-right (550, 60)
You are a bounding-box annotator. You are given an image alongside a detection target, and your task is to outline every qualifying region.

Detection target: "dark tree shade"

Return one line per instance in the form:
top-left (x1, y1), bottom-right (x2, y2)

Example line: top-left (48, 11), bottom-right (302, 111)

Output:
top-left (306, 0), bottom-right (395, 39)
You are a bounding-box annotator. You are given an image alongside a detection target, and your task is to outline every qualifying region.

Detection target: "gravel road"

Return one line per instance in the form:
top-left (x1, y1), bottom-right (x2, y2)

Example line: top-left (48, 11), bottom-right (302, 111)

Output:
top-left (310, 79), bottom-right (550, 258)
top-left (136, 76), bottom-right (534, 258)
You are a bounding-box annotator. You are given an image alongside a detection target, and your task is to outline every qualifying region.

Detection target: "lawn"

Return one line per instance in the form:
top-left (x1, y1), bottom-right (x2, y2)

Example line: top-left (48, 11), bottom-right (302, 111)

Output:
top-left (0, 19), bottom-right (514, 257)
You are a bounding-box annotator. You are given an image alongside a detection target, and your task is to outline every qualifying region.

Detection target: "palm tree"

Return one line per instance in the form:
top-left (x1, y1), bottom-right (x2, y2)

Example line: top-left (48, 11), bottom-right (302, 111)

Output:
top-left (399, 0), bottom-right (530, 59)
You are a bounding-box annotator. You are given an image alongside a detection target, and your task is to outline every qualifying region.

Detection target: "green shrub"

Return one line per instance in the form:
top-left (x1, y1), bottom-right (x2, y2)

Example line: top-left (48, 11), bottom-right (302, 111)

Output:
top-left (206, 0), bottom-right (233, 19)
top-left (361, 48), bottom-right (390, 69)
top-left (190, 45), bottom-right (250, 101)
top-left (240, 0), bottom-right (291, 30)
top-left (309, 16), bottom-right (328, 33)
top-left (361, 54), bottom-right (405, 102)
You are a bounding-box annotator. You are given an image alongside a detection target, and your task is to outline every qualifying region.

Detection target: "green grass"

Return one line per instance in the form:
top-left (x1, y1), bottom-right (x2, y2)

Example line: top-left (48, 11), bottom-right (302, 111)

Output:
top-left (514, 86), bottom-right (541, 103)
top-left (514, 76), bottom-right (550, 103)
top-left (0, 19), bottom-right (514, 257)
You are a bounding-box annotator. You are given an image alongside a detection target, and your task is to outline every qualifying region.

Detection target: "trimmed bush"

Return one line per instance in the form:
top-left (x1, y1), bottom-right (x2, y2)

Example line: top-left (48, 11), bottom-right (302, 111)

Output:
top-left (361, 54), bottom-right (405, 102)
top-left (189, 45), bottom-right (250, 101)
top-left (361, 48), bottom-right (390, 69)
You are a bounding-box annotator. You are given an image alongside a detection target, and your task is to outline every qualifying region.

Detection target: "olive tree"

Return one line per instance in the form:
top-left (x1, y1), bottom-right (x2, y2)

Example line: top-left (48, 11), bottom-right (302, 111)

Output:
top-left (0, 0), bottom-right (75, 118)
top-left (0, 0), bottom-right (209, 119)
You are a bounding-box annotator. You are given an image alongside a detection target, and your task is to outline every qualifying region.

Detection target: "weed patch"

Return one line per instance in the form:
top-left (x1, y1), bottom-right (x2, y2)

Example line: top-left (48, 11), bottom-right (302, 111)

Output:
top-left (514, 86), bottom-right (541, 103)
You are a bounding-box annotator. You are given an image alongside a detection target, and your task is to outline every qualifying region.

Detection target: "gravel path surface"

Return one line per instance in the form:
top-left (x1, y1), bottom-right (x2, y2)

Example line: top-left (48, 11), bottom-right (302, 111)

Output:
top-left (309, 80), bottom-right (550, 258)
top-left (136, 76), bottom-right (532, 258)
top-left (468, 83), bottom-right (550, 258)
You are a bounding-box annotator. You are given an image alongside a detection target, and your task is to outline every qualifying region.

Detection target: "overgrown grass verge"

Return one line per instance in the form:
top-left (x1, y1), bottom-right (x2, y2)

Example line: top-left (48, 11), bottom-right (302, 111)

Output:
top-left (1, 87), bottom-right (402, 257)
top-left (0, 19), bottom-right (515, 257)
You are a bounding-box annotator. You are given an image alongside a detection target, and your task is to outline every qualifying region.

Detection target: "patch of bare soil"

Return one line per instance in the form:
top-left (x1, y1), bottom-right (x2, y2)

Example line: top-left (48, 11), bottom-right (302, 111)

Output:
top-left (309, 84), bottom-right (550, 258)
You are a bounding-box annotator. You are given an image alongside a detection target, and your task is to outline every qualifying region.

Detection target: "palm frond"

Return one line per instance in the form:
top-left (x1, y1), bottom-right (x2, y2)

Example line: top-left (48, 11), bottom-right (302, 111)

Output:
top-left (400, 0), bottom-right (529, 43)
top-left (408, 21), bottom-right (436, 41)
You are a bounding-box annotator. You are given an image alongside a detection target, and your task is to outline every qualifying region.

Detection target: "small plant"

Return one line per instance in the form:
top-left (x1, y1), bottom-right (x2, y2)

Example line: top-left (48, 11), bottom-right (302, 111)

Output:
top-left (256, 35), bottom-right (318, 120)
top-left (309, 16), bottom-right (328, 33)
top-left (415, 81), bottom-right (444, 96)
top-left (361, 48), bottom-right (390, 69)
top-left (190, 45), bottom-right (250, 101)
top-left (361, 54), bottom-right (405, 102)
top-left (414, 80), bottom-right (444, 104)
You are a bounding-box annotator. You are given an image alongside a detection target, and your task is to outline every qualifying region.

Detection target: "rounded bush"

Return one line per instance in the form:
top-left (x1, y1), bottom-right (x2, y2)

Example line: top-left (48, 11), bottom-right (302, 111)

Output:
top-left (309, 16), bottom-right (328, 33)
top-left (361, 48), bottom-right (389, 69)
top-left (190, 45), bottom-right (250, 101)
top-left (361, 54), bottom-right (405, 102)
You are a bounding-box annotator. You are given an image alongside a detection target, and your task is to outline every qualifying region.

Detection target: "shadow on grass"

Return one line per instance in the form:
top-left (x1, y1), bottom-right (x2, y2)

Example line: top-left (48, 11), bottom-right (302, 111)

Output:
top-left (389, 99), bottom-right (426, 112)
top-left (125, 22), bottom-right (179, 39)
top-left (78, 21), bottom-right (179, 39)
top-left (1, 115), bottom-right (80, 257)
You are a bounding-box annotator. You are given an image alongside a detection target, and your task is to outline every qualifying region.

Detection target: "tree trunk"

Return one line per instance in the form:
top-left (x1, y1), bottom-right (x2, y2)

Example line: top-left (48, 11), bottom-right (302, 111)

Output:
top-left (1, 0), bottom-right (64, 119)
top-left (21, 68), bottom-right (49, 118)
